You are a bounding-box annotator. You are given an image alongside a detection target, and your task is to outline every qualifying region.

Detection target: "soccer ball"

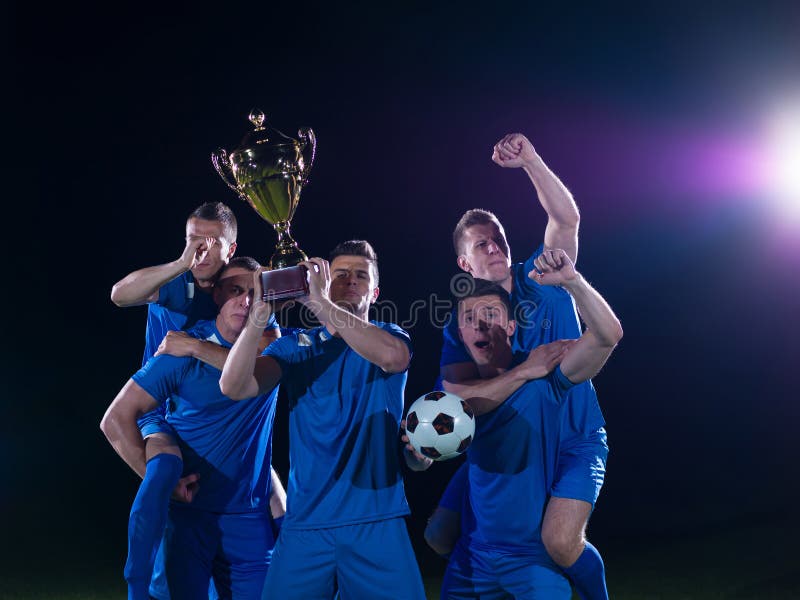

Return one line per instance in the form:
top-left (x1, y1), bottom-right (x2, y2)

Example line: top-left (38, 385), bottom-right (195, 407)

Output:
top-left (405, 391), bottom-right (475, 461)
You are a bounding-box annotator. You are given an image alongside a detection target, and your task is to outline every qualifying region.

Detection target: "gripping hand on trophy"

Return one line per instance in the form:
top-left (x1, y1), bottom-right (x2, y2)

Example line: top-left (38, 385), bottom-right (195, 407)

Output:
top-left (250, 268), bottom-right (277, 329)
top-left (297, 258), bottom-right (331, 320)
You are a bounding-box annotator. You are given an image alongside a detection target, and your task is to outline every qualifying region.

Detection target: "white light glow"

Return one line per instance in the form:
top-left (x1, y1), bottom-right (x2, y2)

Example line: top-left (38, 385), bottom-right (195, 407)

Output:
top-left (763, 102), bottom-right (800, 219)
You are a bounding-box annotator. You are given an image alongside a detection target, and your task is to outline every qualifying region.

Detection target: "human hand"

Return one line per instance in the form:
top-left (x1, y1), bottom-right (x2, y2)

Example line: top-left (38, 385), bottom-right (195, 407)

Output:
top-left (171, 473), bottom-right (200, 503)
top-left (249, 268), bottom-right (276, 329)
top-left (528, 249), bottom-right (578, 286)
top-left (491, 133), bottom-right (538, 169)
top-left (155, 331), bottom-right (199, 358)
top-left (401, 419), bottom-right (434, 471)
top-left (297, 259), bottom-right (331, 317)
top-left (179, 236), bottom-right (215, 270)
top-left (518, 339), bottom-right (576, 380)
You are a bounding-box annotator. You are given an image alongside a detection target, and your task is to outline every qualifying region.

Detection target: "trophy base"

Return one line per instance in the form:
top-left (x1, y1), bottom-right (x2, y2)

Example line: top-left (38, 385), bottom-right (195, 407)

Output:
top-left (260, 265), bottom-right (309, 301)
top-left (269, 245), bottom-right (308, 271)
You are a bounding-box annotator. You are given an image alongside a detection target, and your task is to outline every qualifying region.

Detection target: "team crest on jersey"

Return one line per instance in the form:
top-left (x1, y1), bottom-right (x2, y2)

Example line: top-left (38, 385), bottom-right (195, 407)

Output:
top-left (298, 333), bottom-right (313, 347)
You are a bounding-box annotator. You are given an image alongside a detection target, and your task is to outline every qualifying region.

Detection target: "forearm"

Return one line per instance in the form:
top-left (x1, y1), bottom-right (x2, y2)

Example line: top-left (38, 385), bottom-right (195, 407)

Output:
top-left (424, 508), bottom-right (460, 556)
top-left (563, 274), bottom-right (622, 347)
top-left (220, 320), bottom-right (264, 399)
top-left (110, 261), bottom-right (188, 307)
top-left (523, 155), bottom-right (580, 262)
top-left (191, 341), bottom-right (230, 370)
top-left (317, 300), bottom-right (409, 373)
top-left (443, 367), bottom-right (529, 416)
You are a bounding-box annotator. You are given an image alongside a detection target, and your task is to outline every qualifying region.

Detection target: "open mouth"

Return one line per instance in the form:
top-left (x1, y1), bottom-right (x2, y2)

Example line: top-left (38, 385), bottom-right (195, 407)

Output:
top-left (474, 340), bottom-right (490, 350)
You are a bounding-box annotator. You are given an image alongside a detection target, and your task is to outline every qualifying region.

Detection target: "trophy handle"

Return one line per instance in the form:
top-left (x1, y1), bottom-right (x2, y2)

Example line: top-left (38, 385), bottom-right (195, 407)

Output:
top-left (298, 127), bottom-right (316, 185)
top-left (211, 148), bottom-right (241, 195)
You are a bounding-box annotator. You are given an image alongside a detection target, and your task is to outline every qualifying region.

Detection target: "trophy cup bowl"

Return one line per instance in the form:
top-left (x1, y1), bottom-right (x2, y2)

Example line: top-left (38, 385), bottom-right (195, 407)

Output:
top-left (212, 109), bottom-right (316, 300)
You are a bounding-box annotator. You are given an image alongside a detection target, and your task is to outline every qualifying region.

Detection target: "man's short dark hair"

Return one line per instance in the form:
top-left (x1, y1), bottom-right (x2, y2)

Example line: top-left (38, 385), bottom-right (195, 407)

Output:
top-left (188, 202), bottom-right (238, 243)
top-left (329, 240), bottom-right (379, 284)
top-left (452, 209), bottom-right (508, 257)
top-left (456, 278), bottom-right (513, 319)
top-left (217, 256), bottom-right (260, 279)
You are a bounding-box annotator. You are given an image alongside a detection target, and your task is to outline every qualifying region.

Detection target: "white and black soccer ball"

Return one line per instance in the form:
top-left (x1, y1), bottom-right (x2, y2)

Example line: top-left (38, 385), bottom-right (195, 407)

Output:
top-left (405, 391), bottom-right (475, 461)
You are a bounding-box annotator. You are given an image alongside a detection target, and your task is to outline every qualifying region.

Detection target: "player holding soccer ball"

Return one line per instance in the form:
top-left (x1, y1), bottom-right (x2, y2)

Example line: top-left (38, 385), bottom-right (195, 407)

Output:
top-left (437, 133), bottom-right (613, 599)
top-left (220, 240), bottom-right (427, 600)
top-left (444, 263), bottom-right (621, 598)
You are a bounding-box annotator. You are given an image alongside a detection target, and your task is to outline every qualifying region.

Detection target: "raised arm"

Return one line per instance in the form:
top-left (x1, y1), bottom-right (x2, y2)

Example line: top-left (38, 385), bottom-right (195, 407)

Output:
top-left (110, 236), bottom-right (211, 306)
top-left (443, 340), bottom-right (573, 415)
top-left (220, 271), bottom-right (283, 400)
top-left (530, 249), bottom-right (622, 384)
top-left (100, 379), bottom-right (160, 478)
top-left (300, 258), bottom-right (410, 373)
top-left (492, 133), bottom-right (580, 263)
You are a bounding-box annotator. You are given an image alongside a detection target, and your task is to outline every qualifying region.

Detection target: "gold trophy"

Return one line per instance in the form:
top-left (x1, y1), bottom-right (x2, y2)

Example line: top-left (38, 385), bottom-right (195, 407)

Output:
top-left (212, 110), bottom-right (316, 299)
top-left (212, 109), bottom-right (315, 269)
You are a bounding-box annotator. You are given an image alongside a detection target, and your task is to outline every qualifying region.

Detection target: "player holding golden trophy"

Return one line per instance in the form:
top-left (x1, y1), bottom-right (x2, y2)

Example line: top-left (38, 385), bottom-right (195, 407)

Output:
top-left (212, 109), bottom-right (316, 299)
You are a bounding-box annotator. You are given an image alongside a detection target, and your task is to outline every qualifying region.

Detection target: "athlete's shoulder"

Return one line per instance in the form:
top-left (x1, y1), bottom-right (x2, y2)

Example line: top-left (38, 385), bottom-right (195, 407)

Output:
top-left (156, 271), bottom-right (193, 304)
top-left (133, 352), bottom-right (194, 398)
top-left (264, 326), bottom-right (321, 357)
top-left (184, 319), bottom-right (223, 341)
top-left (371, 320), bottom-right (410, 339)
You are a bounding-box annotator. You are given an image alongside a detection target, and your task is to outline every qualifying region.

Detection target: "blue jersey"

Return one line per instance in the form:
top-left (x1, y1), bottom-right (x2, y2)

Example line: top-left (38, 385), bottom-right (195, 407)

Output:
top-left (439, 462), bottom-right (476, 540)
top-left (440, 245), bottom-right (605, 437)
top-left (439, 462), bottom-right (469, 512)
top-left (264, 323), bottom-right (412, 530)
top-left (142, 272), bottom-right (219, 365)
top-left (132, 319), bottom-right (278, 514)
top-left (466, 366), bottom-right (574, 554)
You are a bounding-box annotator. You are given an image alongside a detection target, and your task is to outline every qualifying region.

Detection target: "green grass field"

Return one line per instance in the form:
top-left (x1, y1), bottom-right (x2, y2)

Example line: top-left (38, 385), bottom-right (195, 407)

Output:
top-left (2, 517), bottom-right (798, 599)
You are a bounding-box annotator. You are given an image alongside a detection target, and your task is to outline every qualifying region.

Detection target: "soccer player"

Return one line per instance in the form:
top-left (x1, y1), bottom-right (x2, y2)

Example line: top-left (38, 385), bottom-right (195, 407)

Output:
top-left (220, 240), bottom-right (427, 600)
top-left (101, 257), bottom-right (283, 598)
top-left (108, 202), bottom-right (280, 599)
top-left (444, 260), bottom-right (622, 598)
top-left (441, 133), bottom-right (610, 599)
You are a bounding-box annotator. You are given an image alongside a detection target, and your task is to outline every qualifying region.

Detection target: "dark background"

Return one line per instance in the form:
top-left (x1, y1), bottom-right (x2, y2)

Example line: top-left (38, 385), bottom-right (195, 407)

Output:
top-left (6, 0), bottom-right (800, 594)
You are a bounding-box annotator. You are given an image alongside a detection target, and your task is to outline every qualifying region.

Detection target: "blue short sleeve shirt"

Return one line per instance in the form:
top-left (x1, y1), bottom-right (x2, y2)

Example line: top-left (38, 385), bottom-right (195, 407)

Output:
top-left (264, 322), bottom-right (413, 530)
top-left (132, 319), bottom-right (278, 514)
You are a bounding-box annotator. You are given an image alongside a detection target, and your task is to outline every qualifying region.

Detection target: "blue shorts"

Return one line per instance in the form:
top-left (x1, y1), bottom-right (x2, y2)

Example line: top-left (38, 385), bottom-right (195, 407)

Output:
top-left (442, 544), bottom-right (570, 599)
top-left (263, 518), bottom-right (425, 600)
top-left (552, 427), bottom-right (608, 506)
top-left (164, 506), bottom-right (274, 599)
top-left (137, 405), bottom-right (175, 439)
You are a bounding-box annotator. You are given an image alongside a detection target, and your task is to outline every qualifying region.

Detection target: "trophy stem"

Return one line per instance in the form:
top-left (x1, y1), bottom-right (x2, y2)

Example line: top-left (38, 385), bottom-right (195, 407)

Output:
top-left (270, 221), bottom-right (308, 270)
